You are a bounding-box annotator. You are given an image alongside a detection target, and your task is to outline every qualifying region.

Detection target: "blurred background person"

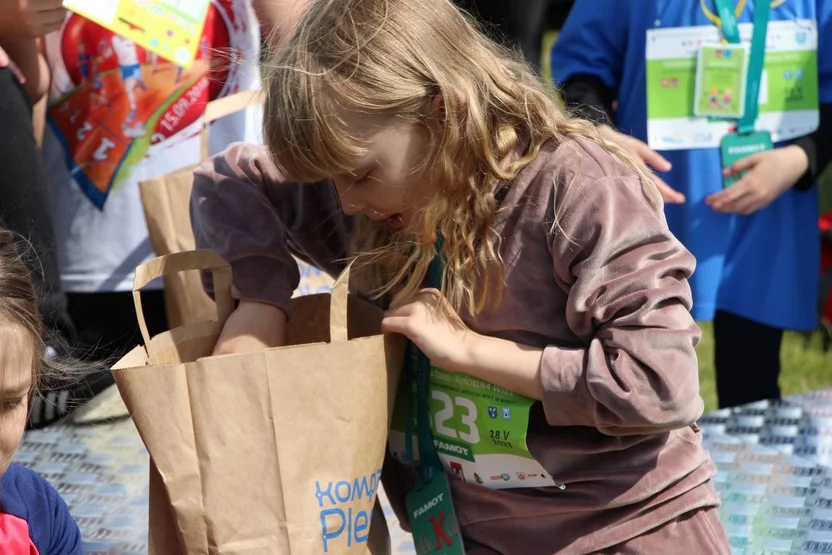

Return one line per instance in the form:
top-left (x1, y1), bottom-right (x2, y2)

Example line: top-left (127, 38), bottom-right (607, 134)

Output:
top-left (40, 0), bottom-right (264, 368)
top-left (551, 0), bottom-right (832, 409)
top-left (0, 1), bottom-right (106, 428)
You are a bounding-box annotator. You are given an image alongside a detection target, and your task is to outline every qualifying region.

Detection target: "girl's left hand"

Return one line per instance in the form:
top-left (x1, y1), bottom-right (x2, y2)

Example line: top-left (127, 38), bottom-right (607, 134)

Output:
top-left (706, 145), bottom-right (809, 215)
top-left (382, 288), bottom-right (478, 373)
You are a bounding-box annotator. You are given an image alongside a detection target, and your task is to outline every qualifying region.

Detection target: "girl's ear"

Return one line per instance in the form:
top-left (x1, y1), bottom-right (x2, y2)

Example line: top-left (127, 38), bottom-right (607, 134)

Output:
top-left (428, 90), bottom-right (467, 129)
top-left (428, 93), bottom-right (446, 127)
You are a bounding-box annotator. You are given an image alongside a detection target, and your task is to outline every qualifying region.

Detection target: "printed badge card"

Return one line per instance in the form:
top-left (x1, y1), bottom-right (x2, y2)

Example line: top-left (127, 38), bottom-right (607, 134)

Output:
top-left (694, 44), bottom-right (749, 119)
top-left (63, 0), bottom-right (211, 68)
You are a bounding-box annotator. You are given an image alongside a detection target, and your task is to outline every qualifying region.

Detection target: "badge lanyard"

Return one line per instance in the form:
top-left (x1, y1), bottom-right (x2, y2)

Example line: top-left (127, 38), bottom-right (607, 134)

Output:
top-left (707, 0), bottom-right (746, 43)
top-left (403, 237), bottom-right (445, 484)
top-left (401, 238), bottom-right (467, 555)
top-left (712, 0), bottom-right (771, 134)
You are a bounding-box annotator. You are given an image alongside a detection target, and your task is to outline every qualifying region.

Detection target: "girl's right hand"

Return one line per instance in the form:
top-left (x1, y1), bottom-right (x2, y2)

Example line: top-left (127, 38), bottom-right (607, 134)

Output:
top-left (599, 125), bottom-right (686, 204)
top-left (212, 301), bottom-right (287, 356)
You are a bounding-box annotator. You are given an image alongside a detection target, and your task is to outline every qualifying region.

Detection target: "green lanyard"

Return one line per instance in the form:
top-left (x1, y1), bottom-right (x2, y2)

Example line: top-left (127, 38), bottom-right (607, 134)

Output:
top-left (713, 0), bottom-right (743, 42)
top-left (403, 238), bottom-right (445, 484)
top-left (713, 0), bottom-right (771, 134)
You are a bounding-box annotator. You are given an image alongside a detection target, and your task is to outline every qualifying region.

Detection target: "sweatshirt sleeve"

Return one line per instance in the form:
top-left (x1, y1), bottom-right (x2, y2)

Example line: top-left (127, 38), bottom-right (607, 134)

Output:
top-left (551, 0), bottom-right (629, 127)
top-left (792, 103), bottom-right (832, 191)
top-left (190, 142), bottom-right (353, 317)
top-left (792, 2), bottom-right (832, 191)
top-left (539, 141), bottom-right (703, 436)
top-left (551, 0), bottom-right (628, 92)
top-left (45, 478), bottom-right (82, 555)
top-left (819, 0), bottom-right (832, 104)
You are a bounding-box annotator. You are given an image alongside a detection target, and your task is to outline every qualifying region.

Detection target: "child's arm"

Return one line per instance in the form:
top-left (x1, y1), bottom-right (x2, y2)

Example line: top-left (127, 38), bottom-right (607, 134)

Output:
top-left (791, 105), bottom-right (832, 191)
top-left (792, 0), bottom-right (832, 191)
top-left (796, 1), bottom-right (832, 187)
top-left (538, 141), bottom-right (702, 436)
top-left (191, 142), bottom-right (353, 353)
top-left (382, 141), bottom-right (702, 436)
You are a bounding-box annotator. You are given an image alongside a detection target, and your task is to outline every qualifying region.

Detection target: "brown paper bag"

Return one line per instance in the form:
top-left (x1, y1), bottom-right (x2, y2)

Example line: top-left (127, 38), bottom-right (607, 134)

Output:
top-left (139, 90), bottom-right (266, 329)
top-left (113, 250), bottom-right (402, 555)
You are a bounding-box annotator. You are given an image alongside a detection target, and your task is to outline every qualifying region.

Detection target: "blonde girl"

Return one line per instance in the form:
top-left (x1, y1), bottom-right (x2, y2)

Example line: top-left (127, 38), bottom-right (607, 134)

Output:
top-left (191, 0), bottom-right (730, 552)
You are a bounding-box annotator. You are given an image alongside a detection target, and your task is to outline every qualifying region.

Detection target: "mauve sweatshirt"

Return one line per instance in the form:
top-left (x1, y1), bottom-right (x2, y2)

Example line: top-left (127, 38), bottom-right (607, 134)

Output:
top-left (191, 136), bottom-right (721, 554)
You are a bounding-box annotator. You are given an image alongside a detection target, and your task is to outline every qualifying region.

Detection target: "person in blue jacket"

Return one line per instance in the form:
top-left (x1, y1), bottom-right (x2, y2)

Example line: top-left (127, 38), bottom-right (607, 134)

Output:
top-left (553, 0), bottom-right (832, 409)
top-left (0, 229), bottom-right (82, 554)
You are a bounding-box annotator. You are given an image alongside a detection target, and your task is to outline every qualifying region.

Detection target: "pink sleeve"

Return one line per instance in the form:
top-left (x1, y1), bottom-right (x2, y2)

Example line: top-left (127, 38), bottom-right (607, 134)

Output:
top-left (190, 142), bottom-right (352, 317)
top-left (539, 141), bottom-right (704, 435)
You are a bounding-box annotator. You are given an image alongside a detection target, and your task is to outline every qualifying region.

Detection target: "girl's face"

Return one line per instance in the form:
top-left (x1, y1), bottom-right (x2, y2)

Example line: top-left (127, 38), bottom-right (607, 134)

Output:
top-left (0, 325), bottom-right (32, 476)
top-left (332, 121), bottom-right (436, 230)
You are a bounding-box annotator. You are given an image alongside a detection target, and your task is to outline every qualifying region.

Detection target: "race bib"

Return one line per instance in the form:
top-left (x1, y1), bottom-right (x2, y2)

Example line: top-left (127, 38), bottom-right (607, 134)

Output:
top-left (646, 20), bottom-right (819, 150)
top-left (389, 366), bottom-right (556, 490)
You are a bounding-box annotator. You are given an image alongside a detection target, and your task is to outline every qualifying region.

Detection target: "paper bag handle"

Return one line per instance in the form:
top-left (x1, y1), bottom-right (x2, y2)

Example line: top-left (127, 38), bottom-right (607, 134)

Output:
top-left (200, 89), bottom-right (267, 160)
top-left (329, 262), bottom-right (355, 343)
top-left (133, 250), bottom-right (234, 346)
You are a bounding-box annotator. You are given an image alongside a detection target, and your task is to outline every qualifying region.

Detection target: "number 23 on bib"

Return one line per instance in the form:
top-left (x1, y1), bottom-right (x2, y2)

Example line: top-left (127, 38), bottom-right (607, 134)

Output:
top-left (389, 365), bottom-right (561, 490)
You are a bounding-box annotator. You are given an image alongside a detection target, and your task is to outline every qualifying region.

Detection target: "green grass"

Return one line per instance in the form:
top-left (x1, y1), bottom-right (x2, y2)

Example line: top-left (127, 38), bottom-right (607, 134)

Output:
top-left (696, 323), bottom-right (832, 412)
top-left (542, 30), bottom-right (832, 413)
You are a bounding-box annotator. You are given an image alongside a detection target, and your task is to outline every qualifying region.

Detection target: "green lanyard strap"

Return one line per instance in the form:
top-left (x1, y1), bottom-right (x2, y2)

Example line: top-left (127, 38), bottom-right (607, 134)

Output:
top-left (713, 0), bottom-right (771, 135)
top-left (713, 0), bottom-right (743, 42)
top-left (403, 237), bottom-right (445, 484)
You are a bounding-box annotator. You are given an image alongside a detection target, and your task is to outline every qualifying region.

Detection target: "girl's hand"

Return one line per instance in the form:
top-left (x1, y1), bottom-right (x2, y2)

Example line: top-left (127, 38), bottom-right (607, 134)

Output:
top-left (599, 125), bottom-right (686, 204)
top-left (706, 145), bottom-right (809, 215)
top-left (382, 289), bottom-right (479, 373)
top-left (382, 289), bottom-right (546, 399)
top-left (212, 300), bottom-right (287, 356)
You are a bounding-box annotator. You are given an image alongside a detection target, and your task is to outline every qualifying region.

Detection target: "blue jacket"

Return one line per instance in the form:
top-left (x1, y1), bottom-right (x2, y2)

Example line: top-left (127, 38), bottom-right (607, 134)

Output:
top-left (0, 463), bottom-right (82, 554)
top-left (553, 0), bottom-right (832, 329)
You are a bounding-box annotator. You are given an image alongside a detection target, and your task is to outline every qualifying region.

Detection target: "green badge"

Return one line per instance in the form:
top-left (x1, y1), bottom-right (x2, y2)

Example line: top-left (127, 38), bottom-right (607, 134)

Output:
top-left (694, 44), bottom-right (749, 119)
top-left (405, 473), bottom-right (466, 555)
top-left (720, 130), bottom-right (772, 187)
top-left (389, 366), bottom-right (560, 490)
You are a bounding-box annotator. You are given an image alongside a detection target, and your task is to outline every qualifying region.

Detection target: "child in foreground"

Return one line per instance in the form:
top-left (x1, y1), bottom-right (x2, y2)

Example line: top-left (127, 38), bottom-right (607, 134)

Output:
top-left (191, 0), bottom-right (730, 552)
top-left (0, 230), bottom-right (82, 553)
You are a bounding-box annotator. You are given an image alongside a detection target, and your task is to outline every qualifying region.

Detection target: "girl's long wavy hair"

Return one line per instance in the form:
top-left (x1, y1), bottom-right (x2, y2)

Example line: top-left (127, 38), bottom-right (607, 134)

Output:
top-left (263, 0), bottom-right (656, 315)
